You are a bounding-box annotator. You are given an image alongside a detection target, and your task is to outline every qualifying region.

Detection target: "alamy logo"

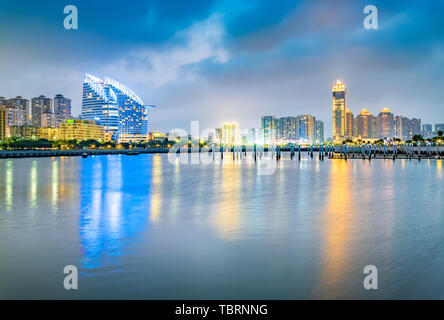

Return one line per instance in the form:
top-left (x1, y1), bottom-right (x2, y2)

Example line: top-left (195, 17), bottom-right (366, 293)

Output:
top-left (63, 5), bottom-right (78, 30)
top-left (363, 5), bottom-right (378, 30)
top-left (363, 265), bottom-right (378, 290)
top-left (63, 265), bottom-right (78, 290)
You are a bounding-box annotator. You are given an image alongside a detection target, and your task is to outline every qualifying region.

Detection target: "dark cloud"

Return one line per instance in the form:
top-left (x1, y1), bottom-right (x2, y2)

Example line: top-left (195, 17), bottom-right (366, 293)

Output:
top-left (0, 0), bottom-right (443, 136)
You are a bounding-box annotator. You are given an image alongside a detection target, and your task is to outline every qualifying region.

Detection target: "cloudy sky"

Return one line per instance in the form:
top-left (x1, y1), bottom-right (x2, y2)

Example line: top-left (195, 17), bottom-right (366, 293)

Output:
top-left (0, 0), bottom-right (443, 137)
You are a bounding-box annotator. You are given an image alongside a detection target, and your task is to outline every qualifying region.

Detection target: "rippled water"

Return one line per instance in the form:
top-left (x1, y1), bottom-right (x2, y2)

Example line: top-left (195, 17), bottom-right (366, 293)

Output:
top-left (0, 154), bottom-right (443, 299)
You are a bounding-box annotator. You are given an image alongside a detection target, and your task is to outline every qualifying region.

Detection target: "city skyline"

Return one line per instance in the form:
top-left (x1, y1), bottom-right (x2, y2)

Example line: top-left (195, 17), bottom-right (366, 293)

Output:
top-left (0, 1), bottom-right (443, 135)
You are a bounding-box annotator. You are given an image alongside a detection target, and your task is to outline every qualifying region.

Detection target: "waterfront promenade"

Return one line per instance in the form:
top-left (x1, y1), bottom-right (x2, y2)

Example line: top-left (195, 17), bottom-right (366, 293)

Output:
top-left (0, 145), bottom-right (442, 159)
top-left (0, 148), bottom-right (169, 158)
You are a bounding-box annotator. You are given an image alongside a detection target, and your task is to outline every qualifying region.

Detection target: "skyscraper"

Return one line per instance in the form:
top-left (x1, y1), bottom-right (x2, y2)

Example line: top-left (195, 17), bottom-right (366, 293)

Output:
top-left (410, 118), bottom-right (421, 137)
top-left (6, 96), bottom-right (29, 126)
top-left (54, 94), bottom-right (72, 126)
top-left (345, 108), bottom-right (354, 138)
top-left (376, 108), bottom-right (394, 139)
top-left (81, 74), bottom-right (154, 141)
top-left (296, 114), bottom-right (316, 143)
top-left (0, 107), bottom-right (9, 140)
top-left (355, 109), bottom-right (374, 139)
top-left (222, 123), bottom-right (239, 146)
top-left (261, 116), bottom-right (277, 143)
top-left (279, 116), bottom-right (297, 140)
top-left (315, 120), bottom-right (324, 143)
top-left (394, 116), bottom-right (411, 141)
top-left (31, 95), bottom-right (53, 127)
top-left (332, 80), bottom-right (346, 141)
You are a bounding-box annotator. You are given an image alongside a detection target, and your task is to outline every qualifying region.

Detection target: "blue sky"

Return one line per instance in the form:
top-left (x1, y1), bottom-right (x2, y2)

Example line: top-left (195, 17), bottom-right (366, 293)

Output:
top-left (0, 0), bottom-right (443, 136)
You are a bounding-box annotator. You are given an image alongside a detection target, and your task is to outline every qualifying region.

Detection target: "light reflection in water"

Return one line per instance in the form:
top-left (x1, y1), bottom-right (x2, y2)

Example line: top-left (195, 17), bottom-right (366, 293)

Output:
top-left (107, 157), bottom-right (122, 233)
top-left (5, 160), bottom-right (13, 212)
top-left (149, 155), bottom-right (162, 223)
top-left (437, 160), bottom-right (442, 179)
top-left (30, 160), bottom-right (38, 208)
top-left (79, 155), bottom-right (152, 274)
top-left (51, 160), bottom-right (59, 212)
top-left (318, 159), bottom-right (355, 298)
top-left (213, 162), bottom-right (242, 239)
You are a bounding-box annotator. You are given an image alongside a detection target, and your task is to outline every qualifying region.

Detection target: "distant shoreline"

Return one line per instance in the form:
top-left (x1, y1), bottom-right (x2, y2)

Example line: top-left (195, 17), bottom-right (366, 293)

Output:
top-left (0, 148), bottom-right (170, 159)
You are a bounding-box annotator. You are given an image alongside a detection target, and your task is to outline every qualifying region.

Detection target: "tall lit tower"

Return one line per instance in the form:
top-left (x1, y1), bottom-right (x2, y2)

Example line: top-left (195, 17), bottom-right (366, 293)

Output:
top-left (332, 80), bottom-right (346, 141)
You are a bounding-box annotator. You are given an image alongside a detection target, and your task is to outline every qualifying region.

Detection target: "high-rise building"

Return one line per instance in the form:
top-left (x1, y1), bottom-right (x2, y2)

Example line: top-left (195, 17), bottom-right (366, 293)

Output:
top-left (278, 116), bottom-right (297, 140)
top-left (6, 96), bottom-right (29, 126)
top-left (0, 97), bottom-right (7, 108)
top-left (376, 108), bottom-right (394, 139)
top-left (355, 109), bottom-right (374, 139)
top-left (410, 118), bottom-right (421, 137)
top-left (422, 124), bottom-right (433, 138)
top-left (332, 80), bottom-right (346, 141)
top-left (222, 123), bottom-right (239, 146)
top-left (41, 112), bottom-right (56, 128)
top-left (436, 124), bottom-right (444, 134)
top-left (296, 114), bottom-right (316, 143)
top-left (315, 120), bottom-right (324, 143)
top-left (0, 107), bottom-right (9, 141)
top-left (394, 116), bottom-right (411, 141)
top-left (261, 116), bottom-right (277, 143)
top-left (31, 95), bottom-right (53, 127)
top-left (81, 74), bottom-right (154, 141)
top-left (54, 94), bottom-right (72, 126)
top-left (345, 109), bottom-right (354, 138)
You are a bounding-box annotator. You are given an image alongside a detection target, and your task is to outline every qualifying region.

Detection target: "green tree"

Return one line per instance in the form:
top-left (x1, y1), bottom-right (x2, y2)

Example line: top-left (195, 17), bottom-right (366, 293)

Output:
top-left (412, 135), bottom-right (424, 142)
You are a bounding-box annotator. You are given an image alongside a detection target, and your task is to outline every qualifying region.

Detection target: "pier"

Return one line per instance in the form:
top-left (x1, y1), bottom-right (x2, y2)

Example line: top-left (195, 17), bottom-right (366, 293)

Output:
top-left (0, 145), bottom-right (442, 160)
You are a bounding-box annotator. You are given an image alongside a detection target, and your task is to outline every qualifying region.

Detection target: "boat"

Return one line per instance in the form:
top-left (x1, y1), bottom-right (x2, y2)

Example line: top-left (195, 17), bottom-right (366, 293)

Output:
top-left (126, 151), bottom-right (140, 156)
top-left (81, 152), bottom-right (88, 158)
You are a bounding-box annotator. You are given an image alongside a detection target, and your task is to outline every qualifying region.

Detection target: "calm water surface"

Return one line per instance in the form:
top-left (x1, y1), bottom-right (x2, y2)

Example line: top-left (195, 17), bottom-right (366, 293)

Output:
top-left (0, 154), bottom-right (443, 299)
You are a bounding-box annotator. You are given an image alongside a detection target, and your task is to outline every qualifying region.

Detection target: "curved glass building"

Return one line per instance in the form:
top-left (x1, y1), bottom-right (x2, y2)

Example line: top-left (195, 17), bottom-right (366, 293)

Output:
top-left (81, 74), bottom-right (154, 141)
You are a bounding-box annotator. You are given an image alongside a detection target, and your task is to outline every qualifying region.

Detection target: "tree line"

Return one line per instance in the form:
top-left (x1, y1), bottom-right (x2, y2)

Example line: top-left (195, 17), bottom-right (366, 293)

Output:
top-left (0, 138), bottom-right (174, 150)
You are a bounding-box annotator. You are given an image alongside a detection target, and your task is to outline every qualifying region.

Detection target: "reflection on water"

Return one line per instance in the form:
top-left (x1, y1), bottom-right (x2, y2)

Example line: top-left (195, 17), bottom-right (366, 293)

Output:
top-left (79, 155), bottom-right (151, 274)
top-left (5, 160), bottom-right (13, 212)
top-left (29, 160), bottom-right (38, 208)
top-left (438, 160), bottom-right (442, 179)
top-left (319, 160), bottom-right (355, 298)
top-left (1, 154), bottom-right (444, 299)
top-left (150, 155), bottom-right (162, 223)
top-left (213, 163), bottom-right (242, 239)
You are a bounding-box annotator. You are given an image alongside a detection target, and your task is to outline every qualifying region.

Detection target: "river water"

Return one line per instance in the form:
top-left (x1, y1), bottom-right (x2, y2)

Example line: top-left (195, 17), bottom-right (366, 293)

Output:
top-left (0, 153), bottom-right (443, 299)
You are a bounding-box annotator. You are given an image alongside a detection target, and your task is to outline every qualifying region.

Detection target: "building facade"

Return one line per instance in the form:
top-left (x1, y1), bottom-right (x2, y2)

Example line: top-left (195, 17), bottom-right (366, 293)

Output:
top-left (376, 108), bottom-right (394, 139)
top-left (8, 125), bottom-right (39, 140)
top-left (297, 114), bottom-right (316, 144)
top-left (0, 107), bottom-right (9, 141)
top-left (222, 123), bottom-right (239, 146)
top-left (315, 120), bottom-right (324, 143)
top-left (332, 80), bottom-right (346, 141)
top-left (355, 109), bottom-right (374, 139)
top-left (81, 74), bottom-right (153, 141)
top-left (31, 95), bottom-right (53, 127)
top-left (7, 96), bottom-right (29, 126)
top-left (54, 94), bottom-right (72, 127)
top-left (345, 109), bottom-right (354, 138)
top-left (261, 116), bottom-right (277, 143)
top-left (59, 119), bottom-right (105, 141)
